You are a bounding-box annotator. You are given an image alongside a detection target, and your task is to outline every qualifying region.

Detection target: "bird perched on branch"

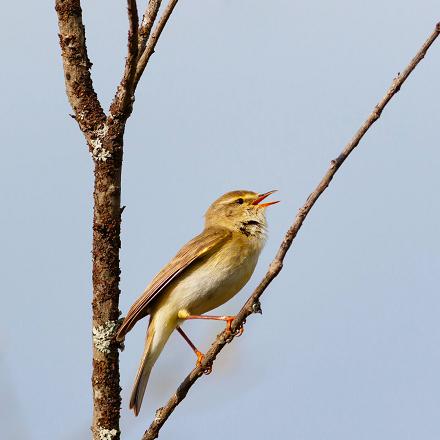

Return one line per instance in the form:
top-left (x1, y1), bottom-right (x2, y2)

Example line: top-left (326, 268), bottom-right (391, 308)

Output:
top-left (117, 189), bottom-right (279, 415)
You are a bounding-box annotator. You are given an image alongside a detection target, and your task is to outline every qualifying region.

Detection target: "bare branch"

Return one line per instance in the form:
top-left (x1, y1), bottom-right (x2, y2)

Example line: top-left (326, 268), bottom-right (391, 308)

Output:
top-left (109, 0), bottom-right (139, 118)
top-left (56, 2), bottom-right (127, 440)
top-left (138, 0), bottom-right (162, 53)
top-left (55, 0), bottom-right (105, 140)
top-left (135, 0), bottom-right (179, 86)
top-left (141, 22), bottom-right (440, 440)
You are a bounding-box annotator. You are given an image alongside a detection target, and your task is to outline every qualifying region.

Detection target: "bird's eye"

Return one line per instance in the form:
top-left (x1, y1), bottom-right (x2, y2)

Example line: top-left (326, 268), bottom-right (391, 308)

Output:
top-left (237, 198), bottom-right (244, 204)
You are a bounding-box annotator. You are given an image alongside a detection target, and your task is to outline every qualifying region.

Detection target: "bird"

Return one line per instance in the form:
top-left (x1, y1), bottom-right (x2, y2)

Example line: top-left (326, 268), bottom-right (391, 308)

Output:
top-left (116, 189), bottom-right (279, 415)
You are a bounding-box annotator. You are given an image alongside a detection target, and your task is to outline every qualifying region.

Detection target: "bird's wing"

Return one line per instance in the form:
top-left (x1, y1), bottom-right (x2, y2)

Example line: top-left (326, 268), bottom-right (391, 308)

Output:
top-left (116, 227), bottom-right (232, 340)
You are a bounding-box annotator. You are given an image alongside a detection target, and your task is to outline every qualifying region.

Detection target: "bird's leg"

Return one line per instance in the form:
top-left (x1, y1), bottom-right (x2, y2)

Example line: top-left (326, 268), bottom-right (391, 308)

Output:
top-left (176, 326), bottom-right (212, 374)
top-left (178, 310), bottom-right (244, 336)
top-left (176, 326), bottom-right (204, 365)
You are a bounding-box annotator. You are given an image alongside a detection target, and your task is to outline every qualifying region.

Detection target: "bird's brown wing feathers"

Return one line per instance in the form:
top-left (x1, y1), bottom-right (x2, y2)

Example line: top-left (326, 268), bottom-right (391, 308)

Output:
top-left (116, 227), bottom-right (232, 340)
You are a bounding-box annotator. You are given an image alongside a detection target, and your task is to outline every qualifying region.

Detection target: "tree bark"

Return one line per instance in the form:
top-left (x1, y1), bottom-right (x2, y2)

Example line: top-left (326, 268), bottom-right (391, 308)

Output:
top-left (55, 2), bottom-right (126, 439)
top-left (90, 125), bottom-right (124, 440)
top-left (55, 0), bottom-right (180, 433)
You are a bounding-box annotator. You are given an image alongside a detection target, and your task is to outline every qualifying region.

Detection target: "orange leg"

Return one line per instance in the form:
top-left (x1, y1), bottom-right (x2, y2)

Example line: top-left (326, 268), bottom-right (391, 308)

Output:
top-left (176, 326), bottom-right (204, 366)
top-left (176, 326), bottom-right (212, 374)
top-left (183, 314), bottom-right (244, 336)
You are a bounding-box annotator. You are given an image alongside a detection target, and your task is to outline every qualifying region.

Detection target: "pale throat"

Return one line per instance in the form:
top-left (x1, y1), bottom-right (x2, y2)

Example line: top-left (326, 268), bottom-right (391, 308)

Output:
top-left (238, 218), bottom-right (267, 239)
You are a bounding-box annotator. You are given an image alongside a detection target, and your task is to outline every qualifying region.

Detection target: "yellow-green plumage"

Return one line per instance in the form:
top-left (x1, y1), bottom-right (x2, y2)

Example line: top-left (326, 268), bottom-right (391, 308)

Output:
top-left (117, 190), bottom-right (277, 415)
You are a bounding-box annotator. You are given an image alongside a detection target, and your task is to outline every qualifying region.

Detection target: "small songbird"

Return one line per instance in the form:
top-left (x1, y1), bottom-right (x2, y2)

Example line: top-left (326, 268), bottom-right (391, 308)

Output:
top-left (117, 190), bottom-right (279, 415)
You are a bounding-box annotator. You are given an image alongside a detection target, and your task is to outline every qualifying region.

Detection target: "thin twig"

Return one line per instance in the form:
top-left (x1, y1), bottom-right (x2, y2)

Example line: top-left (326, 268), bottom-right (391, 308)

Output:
top-left (110, 0), bottom-right (139, 118)
top-left (141, 22), bottom-right (440, 440)
top-left (135, 0), bottom-right (179, 86)
top-left (138, 0), bottom-right (162, 54)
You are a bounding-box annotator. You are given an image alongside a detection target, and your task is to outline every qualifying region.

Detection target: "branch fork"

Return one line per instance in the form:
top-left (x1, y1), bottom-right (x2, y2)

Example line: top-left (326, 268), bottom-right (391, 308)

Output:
top-left (55, 1), bottom-right (180, 439)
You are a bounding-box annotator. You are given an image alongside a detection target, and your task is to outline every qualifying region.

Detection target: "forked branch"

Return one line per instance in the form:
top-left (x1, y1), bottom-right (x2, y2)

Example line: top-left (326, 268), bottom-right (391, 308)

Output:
top-left (135, 0), bottom-right (179, 86)
top-left (55, 1), bottom-right (181, 439)
top-left (55, 0), bottom-right (106, 140)
top-left (138, 0), bottom-right (162, 53)
top-left (141, 22), bottom-right (440, 440)
top-left (111, 0), bottom-right (179, 116)
top-left (110, 0), bottom-right (139, 118)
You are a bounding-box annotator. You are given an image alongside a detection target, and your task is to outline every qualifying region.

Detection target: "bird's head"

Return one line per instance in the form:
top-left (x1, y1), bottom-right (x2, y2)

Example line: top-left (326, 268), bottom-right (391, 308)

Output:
top-left (204, 190), bottom-right (279, 233)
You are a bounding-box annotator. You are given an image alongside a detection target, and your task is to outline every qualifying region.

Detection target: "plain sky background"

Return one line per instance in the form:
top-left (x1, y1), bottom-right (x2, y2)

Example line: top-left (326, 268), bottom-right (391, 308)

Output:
top-left (1, 1), bottom-right (439, 439)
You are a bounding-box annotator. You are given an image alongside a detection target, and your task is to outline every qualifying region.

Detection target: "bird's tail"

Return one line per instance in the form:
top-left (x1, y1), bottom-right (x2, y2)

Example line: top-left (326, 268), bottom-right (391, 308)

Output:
top-left (130, 313), bottom-right (175, 416)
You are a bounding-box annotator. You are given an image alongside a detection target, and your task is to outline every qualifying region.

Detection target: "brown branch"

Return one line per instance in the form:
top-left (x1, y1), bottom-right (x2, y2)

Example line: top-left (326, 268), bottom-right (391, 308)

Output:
top-left (109, 0), bottom-right (139, 119)
top-left (55, 0), bottom-right (106, 141)
top-left (135, 0), bottom-right (179, 87)
top-left (138, 0), bottom-right (162, 53)
top-left (55, 2), bottom-right (129, 440)
top-left (56, 1), bottom-right (181, 440)
top-left (141, 22), bottom-right (440, 440)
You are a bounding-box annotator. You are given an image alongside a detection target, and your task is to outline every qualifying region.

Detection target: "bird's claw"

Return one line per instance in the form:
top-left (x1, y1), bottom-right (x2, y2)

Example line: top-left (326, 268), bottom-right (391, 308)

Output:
top-left (225, 316), bottom-right (244, 340)
top-left (234, 325), bottom-right (244, 337)
top-left (202, 365), bottom-right (212, 375)
top-left (196, 351), bottom-right (212, 375)
top-left (230, 323), bottom-right (244, 337)
top-left (225, 316), bottom-right (235, 333)
top-left (195, 350), bottom-right (204, 367)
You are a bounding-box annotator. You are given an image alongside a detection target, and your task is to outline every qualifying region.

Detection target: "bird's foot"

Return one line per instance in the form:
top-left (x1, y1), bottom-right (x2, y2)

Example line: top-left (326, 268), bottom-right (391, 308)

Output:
top-left (195, 350), bottom-right (212, 375)
top-left (225, 316), bottom-right (244, 337)
top-left (195, 350), bottom-right (204, 367)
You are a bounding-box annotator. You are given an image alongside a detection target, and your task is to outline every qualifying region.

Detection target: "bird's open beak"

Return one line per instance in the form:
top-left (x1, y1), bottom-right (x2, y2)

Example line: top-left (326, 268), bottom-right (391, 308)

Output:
top-left (252, 190), bottom-right (280, 208)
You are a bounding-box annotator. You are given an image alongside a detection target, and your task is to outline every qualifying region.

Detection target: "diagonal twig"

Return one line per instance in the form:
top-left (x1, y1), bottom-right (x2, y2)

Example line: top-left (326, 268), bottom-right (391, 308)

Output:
top-left (141, 22), bottom-right (440, 440)
top-left (110, 0), bottom-right (139, 118)
top-left (135, 0), bottom-right (179, 87)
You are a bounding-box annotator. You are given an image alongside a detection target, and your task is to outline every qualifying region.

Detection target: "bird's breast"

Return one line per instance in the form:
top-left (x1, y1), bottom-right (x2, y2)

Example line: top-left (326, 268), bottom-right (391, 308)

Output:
top-left (166, 237), bottom-right (263, 316)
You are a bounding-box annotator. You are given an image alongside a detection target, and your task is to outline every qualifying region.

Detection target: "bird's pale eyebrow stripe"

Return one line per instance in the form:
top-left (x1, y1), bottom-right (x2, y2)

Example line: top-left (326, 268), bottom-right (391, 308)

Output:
top-left (223, 195), bottom-right (252, 204)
